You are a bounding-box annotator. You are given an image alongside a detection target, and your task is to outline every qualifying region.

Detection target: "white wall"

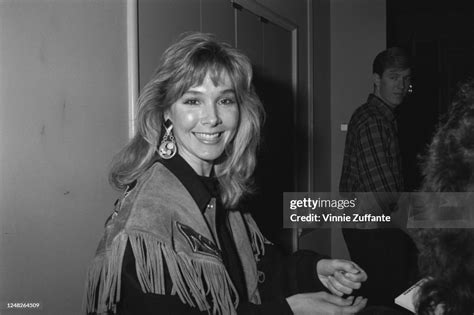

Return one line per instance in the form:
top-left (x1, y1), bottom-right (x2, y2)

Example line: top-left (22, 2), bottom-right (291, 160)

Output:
top-left (330, 0), bottom-right (386, 258)
top-left (0, 1), bottom-right (128, 313)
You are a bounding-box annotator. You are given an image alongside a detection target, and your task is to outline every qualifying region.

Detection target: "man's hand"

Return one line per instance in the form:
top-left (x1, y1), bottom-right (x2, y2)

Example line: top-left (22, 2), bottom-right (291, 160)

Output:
top-left (316, 259), bottom-right (368, 296)
top-left (286, 292), bottom-right (367, 315)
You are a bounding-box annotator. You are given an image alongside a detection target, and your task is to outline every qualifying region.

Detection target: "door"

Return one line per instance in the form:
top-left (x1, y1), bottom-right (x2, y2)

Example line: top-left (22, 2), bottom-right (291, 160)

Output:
top-left (235, 4), bottom-right (296, 252)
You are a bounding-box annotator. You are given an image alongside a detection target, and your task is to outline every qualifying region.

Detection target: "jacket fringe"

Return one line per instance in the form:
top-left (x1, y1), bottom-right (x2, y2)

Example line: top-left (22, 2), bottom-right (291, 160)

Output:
top-left (84, 230), bottom-right (239, 315)
top-left (243, 213), bottom-right (269, 262)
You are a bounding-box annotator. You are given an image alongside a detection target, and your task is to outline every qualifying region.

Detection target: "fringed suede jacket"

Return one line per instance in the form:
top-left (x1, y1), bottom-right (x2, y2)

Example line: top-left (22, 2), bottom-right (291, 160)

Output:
top-left (85, 155), bottom-right (326, 315)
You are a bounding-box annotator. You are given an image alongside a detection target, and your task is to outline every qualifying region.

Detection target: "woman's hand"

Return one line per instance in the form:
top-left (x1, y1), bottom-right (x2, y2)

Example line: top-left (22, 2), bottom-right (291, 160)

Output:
top-left (286, 292), bottom-right (367, 315)
top-left (316, 259), bottom-right (368, 297)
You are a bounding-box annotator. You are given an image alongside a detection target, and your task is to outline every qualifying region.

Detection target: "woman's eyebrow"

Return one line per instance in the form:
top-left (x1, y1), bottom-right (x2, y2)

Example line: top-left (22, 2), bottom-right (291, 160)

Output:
top-left (184, 88), bottom-right (236, 95)
top-left (220, 89), bottom-right (236, 94)
top-left (183, 90), bottom-right (203, 95)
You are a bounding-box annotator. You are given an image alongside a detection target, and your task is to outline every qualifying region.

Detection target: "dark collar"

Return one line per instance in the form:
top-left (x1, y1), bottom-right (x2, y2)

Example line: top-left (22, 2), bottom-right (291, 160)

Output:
top-left (159, 154), bottom-right (218, 213)
top-left (367, 94), bottom-right (397, 122)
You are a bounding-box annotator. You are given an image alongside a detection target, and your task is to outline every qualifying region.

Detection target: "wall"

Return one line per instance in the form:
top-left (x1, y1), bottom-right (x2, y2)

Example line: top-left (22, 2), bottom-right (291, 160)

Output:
top-left (298, 0), bottom-right (386, 259)
top-left (298, 0), bottom-right (332, 257)
top-left (0, 1), bottom-right (128, 314)
top-left (312, 0), bottom-right (331, 193)
top-left (330, 0), bottom-right (386, 258)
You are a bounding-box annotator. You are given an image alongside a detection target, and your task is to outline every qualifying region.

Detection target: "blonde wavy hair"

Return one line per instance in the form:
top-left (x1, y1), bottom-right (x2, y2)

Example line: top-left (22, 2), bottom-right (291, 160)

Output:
top-left (109, 32), bottom-right (264, 208)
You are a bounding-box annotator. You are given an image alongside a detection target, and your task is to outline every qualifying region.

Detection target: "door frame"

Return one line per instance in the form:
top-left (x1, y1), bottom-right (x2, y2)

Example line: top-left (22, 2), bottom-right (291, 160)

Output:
top-left (126, 0), bottom-right (139, 139)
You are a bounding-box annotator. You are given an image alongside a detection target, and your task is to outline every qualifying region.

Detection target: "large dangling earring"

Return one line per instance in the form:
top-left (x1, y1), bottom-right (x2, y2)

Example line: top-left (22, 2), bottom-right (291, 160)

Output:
top-left (158, 119), bottom-right (177, 159)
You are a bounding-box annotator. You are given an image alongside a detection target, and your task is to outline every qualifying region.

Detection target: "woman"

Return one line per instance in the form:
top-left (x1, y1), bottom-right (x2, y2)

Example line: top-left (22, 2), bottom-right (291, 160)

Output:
top-left (414, 78), bottom-right (474, 314)
top-left (85, 32), bottom-right (367, 315)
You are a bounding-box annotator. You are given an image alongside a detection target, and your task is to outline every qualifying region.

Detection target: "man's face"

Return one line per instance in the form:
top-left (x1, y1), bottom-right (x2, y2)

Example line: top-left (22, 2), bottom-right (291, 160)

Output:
top-left (374, 68), bottom-right (411, 108)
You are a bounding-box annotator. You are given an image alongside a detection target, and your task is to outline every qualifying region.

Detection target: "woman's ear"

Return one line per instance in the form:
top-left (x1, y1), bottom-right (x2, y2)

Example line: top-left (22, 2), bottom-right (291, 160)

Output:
top-left (163, 110), bottom-right (170, 123)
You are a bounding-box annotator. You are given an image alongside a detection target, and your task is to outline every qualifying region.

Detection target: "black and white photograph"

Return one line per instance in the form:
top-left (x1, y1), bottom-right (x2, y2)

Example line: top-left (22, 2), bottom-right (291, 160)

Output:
top-left (1, 0), bottom-right (473, 314)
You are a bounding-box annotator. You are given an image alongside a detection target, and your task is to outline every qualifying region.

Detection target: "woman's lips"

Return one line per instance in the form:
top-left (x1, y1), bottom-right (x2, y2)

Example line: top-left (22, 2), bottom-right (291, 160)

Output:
top-left (193, 132), bottom-right (222, 143)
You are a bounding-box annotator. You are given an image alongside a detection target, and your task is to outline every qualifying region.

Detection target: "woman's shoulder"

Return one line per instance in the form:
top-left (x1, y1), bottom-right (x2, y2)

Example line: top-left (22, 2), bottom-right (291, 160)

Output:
top-left (122, 161), bottom-right (189, 210)
top-left (124, 161), bottom-right (179, 198)
top-left (138, 160), bottom-right (173, 185)
top-left (105, 162), bottom-right (187, 231)
top-left (119, 160), bottom-right (209, 229)
top-left (136, 161), bottom-right (195, 202)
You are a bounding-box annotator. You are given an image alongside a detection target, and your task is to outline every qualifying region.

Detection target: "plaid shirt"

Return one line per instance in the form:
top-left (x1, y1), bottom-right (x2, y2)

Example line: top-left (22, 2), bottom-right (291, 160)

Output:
top-left (339, 94), bottom-right (404, 214)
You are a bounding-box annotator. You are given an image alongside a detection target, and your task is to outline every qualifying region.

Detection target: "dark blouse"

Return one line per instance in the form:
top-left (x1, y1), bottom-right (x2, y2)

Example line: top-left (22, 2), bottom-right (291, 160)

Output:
top-left (115, 155), bottom-right (326, 315)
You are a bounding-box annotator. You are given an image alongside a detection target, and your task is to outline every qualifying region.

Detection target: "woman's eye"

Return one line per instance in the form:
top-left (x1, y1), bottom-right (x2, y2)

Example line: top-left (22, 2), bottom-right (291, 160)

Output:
top-left (183, 99), bottom-right (200, 105)
top-left (218, 98), bottom-right (236, 105)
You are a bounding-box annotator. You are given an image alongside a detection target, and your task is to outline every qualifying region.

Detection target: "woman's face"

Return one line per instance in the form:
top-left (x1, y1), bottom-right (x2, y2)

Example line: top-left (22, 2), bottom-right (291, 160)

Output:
top-left (166, 72), bottom-right (239, 176)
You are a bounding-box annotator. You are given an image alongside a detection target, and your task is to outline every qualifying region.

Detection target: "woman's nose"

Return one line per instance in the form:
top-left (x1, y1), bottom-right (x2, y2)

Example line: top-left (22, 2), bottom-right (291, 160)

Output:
top-left (201, 103), bottom-right (221, 126)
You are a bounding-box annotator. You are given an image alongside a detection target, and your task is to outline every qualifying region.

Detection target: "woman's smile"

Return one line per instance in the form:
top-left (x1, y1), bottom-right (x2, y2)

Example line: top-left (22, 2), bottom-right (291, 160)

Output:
top-left (192, 131), bottom-right (223, 143)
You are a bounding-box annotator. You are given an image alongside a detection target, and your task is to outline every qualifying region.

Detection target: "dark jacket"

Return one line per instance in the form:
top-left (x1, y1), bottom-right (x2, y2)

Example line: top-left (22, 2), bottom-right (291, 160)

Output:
top-left (86, 156), bottom-right (327, 315)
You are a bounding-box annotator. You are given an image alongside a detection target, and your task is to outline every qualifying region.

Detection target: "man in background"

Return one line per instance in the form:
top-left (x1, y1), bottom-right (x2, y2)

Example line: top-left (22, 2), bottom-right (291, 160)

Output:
top-left (339, 47), bottom-right (418, 310)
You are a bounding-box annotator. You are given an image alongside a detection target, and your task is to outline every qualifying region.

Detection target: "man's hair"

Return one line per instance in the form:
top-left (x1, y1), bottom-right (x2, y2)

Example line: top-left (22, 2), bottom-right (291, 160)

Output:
top-left (372, 47), bottom-right (411, 75)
